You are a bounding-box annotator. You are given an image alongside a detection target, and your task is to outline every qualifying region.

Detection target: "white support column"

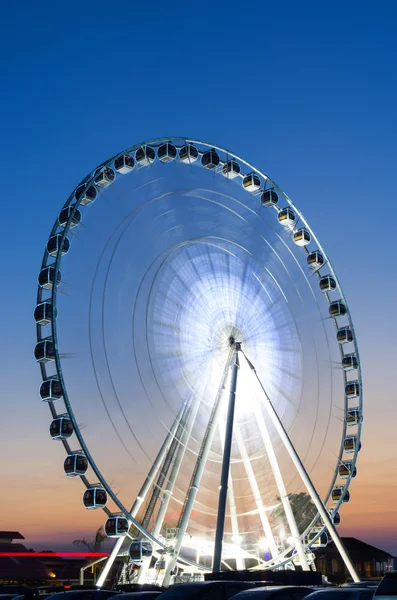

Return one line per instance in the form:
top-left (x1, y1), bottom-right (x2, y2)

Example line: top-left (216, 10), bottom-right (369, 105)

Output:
top-left (233, 423), bottom-right (278, 562)
top-left (218, 419), bottom-right (245, 570)
top-left (243, 353), bottom-right (360, 583)
top-left (252, 393), bottom-right (310, 570)
top-left (162, 352), bottom-right (233, 587)
top-left (138, 399), bottom-right (201, 583)
top-left (97, 405), bottom-right (186, 588)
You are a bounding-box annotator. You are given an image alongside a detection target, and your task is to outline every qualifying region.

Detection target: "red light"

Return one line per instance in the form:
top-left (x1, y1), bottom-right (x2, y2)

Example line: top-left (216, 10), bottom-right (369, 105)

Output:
top-left (0, 552), bottom-right (109, 557)
top-left (64, 586), bottom-right (71, 589)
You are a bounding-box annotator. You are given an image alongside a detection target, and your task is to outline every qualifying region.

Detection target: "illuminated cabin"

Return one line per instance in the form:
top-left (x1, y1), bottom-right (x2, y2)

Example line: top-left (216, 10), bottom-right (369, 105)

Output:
top-left (47, 234), bottom-right (70, 257)
top-left (327, 509), bottom-right (341, 526)
top-left (278, 207), bottom-right (296, 227)
top-left (331, 487), bottom-right (350, 503)
top-left (242, 173), bottom-right (261, 192)
top-left (114, 154), bottom-right (134, 174)
top-left (345, 381), bottom-right (360, 397)
top-left (75, 185), bottom-right (97, 206)
top-left (337, 327), bottom-right (353, 344)
top-left (38, 266), bottom-right (61, 290)
top-left (319, 275), bottom-right (337, 292)
top-left (305, 529), bottom-right (328, 548)
top-left (261, 189), bottom-right (278, 207)
top-left (34, 301), bottom-right (54, 325)
top-left (40, 377), bottom-right (62, 402)
top-left (34, 339), bottom-right (55, 363)
top-left (83, 486), bottom-right (108, 509)
top-left (293, 228), bottom-right (311, 246)
top-left (50, 416), bottom-right (73, 440)
top-left (344, 435), bottom-right (361, 453)
top-left (136, 146), bottom-right (155, 166)
top-left (179, 144), bottom-right (199, 163)
top-left (105, 516), bottom-right (129, 538)
top-left (329, 301), bottom-right (346, 318)
top-left (58, 206), bottom-right (81, 228)
top-left (64, 453), bottom-right (88, 476)
top-left (346, 408), bottom-right (361, 426)
top-left (342, 353), bottom-right (358, 370)
top-left (201, 149), bottom-right (220, 169)
top-left (157, 142), bottom-right (177, 163)
top-left (94, 167), bottom-right (115, 188)
top-left (222, 160), bottom-right (240, 179)
top-left (129, 539), bottom-right (153, 562)
top-left (339, 461), bottom-right (357, 479)
top-left (307, 250), bottom-right (324, 270)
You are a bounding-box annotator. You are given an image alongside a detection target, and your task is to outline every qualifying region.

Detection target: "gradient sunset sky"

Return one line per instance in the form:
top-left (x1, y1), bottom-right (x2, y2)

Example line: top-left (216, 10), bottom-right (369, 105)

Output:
top-left (0, 1), bottom-right (396, 556)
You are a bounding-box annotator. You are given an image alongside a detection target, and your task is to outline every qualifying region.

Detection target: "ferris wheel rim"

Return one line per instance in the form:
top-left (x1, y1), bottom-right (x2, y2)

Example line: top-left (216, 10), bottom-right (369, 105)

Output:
top-left (35, 136), bottom-right (362, 568)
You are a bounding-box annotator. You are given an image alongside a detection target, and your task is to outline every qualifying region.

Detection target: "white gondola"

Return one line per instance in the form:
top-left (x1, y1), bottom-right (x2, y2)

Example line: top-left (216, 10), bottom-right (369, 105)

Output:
top-left (242, 173), bottom-right (261, 192)
top-left (305, 527), bottom-right (328, 548)
top-left (83, 486), bottom-right (108, 509)
top-left (339, 461), bottom-right (357, 479)
top-left (179, 144), bottom-right (199, 164)
top-left (157, 142), bottom-right (177, 163)
top-left (261, 189), bottom-right (278, 207)
top-left (34, 301), bottom-right (54, 325)
top-left (278, 207), bottom-right (296, 227)
top-left (345, 381), bottom-right (360, 398)
top-left (346, 408), bottom-right (361, 426)
top-left (342, 353), bottom-right (358, 371)
top-left (40, 377), bottom-right (62, 402)
top-left (64, 452), bottom-right (88, 476)
top-left (58, 206), bottom-right (81, 228)
top-left (327, 508), bottom-right (341, 526)
top-left (50, 416), bottom-right (73, 440)
top-left (114, 154), bottom-right (135, 174)
top-left (34, 339), bottom-right (55, 363)
top-left (331, 486), bottom-right (350, 503)
top-left (47, 234), bottom-right (70, 257)
top-left (319, 275), bottom-right (337, 292)
top-left (94, 167), bottom-right (115, 188)
top-left (201, 149), bottom-right (220, 169)
top-left (129, 539), bottom-right (153, 562)
top-left (135, 146), bottom-right (155, 166)
top-left (75, 185), bottom-right (97, 206)
top-left (307, 250), bottom-right (324, 270)
top-left (337, 327), bottom-right (353, 344)
top-left (344, 435), bottom-right (361, 453)
top-left (222, 160), bottom-right (240, 179)
top-left (38, 266), bottom-right (61, 290)
top-left (293, 228), bottom-right (311, 246)
top-left (329, 300), bottom-right (346, 318)
top-left (105, 515), bottom-right (129, 538)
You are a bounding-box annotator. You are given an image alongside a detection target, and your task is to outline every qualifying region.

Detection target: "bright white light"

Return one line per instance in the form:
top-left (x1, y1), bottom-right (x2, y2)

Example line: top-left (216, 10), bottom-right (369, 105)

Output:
top-left (287, 536), bottom-right (294, 544)
top-left (259, 537), bottom-right (269, 551)
top-left (231, 535), bottom-right (243, 545)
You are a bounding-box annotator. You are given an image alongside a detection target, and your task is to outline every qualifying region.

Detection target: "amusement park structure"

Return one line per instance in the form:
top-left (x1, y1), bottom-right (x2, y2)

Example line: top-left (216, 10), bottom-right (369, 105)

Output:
top-left (34, 138), bottom-right (363, 587)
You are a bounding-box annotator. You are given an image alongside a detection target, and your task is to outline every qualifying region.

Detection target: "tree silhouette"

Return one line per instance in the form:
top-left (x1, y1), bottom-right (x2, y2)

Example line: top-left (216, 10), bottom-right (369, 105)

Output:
top-left (272, 492), bottom-right (318, 534)
top-left (73, 525), bottom-right (106, 552)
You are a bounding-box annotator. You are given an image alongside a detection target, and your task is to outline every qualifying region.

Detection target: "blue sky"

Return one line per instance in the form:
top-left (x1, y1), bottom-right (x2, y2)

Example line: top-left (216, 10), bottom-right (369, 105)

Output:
top-left (0, 1), bottom-right (397, 553)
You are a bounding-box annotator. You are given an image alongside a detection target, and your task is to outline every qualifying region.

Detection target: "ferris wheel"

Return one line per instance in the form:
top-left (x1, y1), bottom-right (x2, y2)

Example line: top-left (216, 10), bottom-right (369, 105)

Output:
top-left (34, 138), bottom-right (363, 586)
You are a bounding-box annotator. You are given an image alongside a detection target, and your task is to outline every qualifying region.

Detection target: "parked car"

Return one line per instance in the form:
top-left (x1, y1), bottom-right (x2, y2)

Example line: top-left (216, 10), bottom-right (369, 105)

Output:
top-left (111, 593), bottom-right (163, 600)
top-left (157, 580), bottom-right (257, 600)
top-left (301, 587), bottom-right (375, 600)
top-left (45, 591), bottom-right (120, 600)
top-left (373, 572), bottom-right (397, 600)
top-left (231, 585), bottom-right (316, 600)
